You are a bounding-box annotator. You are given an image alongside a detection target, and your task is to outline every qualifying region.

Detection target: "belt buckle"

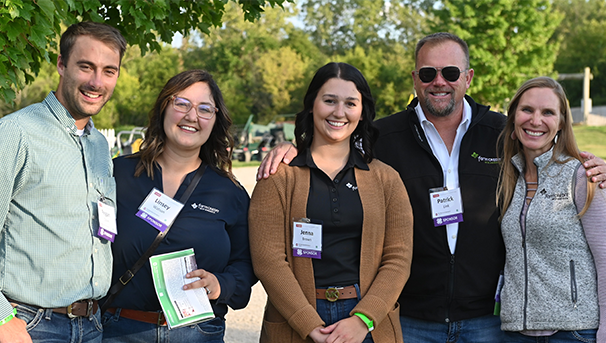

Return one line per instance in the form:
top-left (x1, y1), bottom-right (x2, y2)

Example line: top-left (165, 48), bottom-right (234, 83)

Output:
top-left (66, 303), bottom-right (77, 319)
top-left (86, 299), bottom-right (93, 317)
top-left (325, 287), bottom-right (340, 302)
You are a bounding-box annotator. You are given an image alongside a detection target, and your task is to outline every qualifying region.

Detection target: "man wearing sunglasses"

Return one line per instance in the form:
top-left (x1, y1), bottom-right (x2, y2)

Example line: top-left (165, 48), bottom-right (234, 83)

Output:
top-left (374, 32), bottom-right (606, 343)
top-left (256, 32), bottom-right (606, 342)
top-left (372, 32), bottom-right (506, 343)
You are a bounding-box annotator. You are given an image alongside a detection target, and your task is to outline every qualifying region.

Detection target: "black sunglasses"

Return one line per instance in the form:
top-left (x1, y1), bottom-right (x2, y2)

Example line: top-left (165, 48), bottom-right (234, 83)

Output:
top-left (416, 66), bottom-right (465, 83)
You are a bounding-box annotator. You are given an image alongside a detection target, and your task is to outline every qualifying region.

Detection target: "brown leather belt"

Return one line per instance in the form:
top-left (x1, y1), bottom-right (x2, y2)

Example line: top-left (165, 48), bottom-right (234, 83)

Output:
top-left (106, 307), bottom-right (167, 326)
top-left (9, 299), bottom-right (98, 318)
top-left (316, 286), bottom-right (357, 302)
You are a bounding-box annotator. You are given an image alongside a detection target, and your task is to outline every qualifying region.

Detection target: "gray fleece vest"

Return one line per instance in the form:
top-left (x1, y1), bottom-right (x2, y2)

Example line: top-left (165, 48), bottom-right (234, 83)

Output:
top-left (500, 149), bottom-right (598, 332)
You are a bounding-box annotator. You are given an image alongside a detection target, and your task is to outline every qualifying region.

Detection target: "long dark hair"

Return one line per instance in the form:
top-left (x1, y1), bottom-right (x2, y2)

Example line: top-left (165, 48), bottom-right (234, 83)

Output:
top-left (294, 62), bottom-right (378, 162)
top-left (134, 70), bottom-right (236, 183)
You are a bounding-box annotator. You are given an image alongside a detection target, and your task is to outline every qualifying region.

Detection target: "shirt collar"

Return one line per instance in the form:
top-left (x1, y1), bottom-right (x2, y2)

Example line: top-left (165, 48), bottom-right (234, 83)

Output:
top-left (44, 91), bottom-right (94, 136)
top-left (414, 97), bottom-right (472, 131)
top-left (290, 146), bottom-right (369, 171)
top-left (511, 146), bottom-right (557, 173)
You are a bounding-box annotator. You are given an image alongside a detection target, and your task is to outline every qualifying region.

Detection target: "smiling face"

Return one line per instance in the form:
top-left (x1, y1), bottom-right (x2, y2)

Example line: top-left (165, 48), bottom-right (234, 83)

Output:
top-left (163, 82), bottom-right (217, 154)
top-left (514, 87), bottom-right (562, 160)
top-left (413, 40), bottom-right (473, 118)
top-left (310, 78), bottom-right (363, 149)
top-left (55, 35), bottom-right (120, 129)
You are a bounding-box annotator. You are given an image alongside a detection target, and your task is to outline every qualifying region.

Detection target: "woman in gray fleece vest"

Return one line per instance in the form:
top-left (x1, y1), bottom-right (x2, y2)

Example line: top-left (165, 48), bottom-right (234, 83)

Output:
top-left (496, 76), bottom-right (606, 342)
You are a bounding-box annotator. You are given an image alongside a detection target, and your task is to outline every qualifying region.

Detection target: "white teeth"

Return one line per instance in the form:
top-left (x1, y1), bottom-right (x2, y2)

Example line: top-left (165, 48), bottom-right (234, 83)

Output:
top-left (83, 91), bottom-right (100, 99)
top-left (433, 92), bottom-right (448, 96)
top-left (179, 125), bottom-right (198, 132)
top-left (525, 130), bottom-right (544, 137)
top-left (327, 120), bottom-right (345, 127)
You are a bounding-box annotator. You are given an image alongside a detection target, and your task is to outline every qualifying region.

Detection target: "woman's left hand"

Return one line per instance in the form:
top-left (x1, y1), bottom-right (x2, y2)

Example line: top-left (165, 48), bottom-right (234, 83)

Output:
top-left (319, 316), bottom-right (369, 343)
top-left (183, 269), bottom-right (221, 300)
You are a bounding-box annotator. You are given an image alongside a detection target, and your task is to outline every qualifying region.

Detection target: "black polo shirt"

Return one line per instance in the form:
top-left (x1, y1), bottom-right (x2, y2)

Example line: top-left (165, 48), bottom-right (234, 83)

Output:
top-left (290, 148), bottom-right (368, 287)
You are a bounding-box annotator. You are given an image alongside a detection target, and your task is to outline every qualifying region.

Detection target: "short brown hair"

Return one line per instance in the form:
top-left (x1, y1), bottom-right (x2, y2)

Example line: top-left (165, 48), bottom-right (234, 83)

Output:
top-left (415, 32), bottom-right (470, 69)
top-left (60, 22), bottom-right (127, 65)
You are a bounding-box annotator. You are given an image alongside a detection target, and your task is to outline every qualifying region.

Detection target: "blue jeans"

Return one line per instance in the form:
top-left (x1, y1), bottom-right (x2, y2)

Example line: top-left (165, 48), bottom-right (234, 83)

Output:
top-left (101, 308), bottom-right (225, 342)
top-left (503, 330), bottom-right (596, 343)
top-left (400, 314), bottom-right (504, 343)
top-left (14, 303), bottom-right (102, 343)
top-left (315, 284), bottom-right (373, 343)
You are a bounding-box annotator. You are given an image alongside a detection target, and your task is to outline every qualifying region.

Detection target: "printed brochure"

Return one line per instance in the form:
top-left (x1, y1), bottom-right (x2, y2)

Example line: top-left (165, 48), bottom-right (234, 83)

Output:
top-left (149, 248), bottom-right (214, 329)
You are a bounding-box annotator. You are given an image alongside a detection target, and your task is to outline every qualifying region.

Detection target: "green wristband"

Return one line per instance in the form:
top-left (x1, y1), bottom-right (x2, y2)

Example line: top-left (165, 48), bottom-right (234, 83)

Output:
top-left (354, 312), bottom-right (374, 332)
top-left (0, 308), bottom-right (17, 326)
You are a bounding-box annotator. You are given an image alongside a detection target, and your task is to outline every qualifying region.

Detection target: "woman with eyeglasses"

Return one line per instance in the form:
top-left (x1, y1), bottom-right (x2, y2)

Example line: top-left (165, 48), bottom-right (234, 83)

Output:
top-left (102, 70), bottom-right (256, 342)
top-left (248, 62), bottom-right (413, 343)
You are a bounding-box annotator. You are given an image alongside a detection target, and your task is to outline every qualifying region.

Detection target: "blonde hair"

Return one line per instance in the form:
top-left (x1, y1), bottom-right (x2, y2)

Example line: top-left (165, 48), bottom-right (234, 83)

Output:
top-left (496, 76), bottom-right (595, 219)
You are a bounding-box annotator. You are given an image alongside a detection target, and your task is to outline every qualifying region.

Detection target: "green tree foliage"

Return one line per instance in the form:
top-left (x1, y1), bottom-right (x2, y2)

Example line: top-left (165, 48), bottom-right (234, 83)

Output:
top-left (339, 45), bottom-right (414, 118)
top-left (0, 0), bottom-right (291, 105)
top-left (108, 45), bottom-right (183, 127)
top-left (302, 0), bottom-right (431, 55)
top-left (182, 3), bottom-right (319, 124)
top-left (431, 0), bottom-right (563, 111)
top-left (0, 60), bottom-right (58, 116)
top-left (552, 0), bottom-right (606, 106)
top-left (9, 0), bottom-right (588, 130)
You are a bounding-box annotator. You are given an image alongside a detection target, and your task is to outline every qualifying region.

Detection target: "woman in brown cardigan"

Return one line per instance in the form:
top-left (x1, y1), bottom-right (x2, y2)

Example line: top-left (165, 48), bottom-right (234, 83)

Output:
top-left (249, 62), bottom-right (413, 343)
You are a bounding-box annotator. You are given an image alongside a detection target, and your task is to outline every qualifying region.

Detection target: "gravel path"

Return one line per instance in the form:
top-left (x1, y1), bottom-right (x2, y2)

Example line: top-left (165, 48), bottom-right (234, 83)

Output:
top-left (224, 166), bottom-right (265, 343)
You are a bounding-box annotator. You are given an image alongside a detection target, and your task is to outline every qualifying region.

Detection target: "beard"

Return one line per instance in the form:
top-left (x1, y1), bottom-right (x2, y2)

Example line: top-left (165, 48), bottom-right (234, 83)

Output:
top-left (424, 95), bottom-right (456, 117)
top-left (61, 83), bottom-right (112, 121)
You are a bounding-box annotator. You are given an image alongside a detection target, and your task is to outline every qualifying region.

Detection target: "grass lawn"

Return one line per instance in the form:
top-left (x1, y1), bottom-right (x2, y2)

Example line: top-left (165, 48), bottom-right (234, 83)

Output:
top-left (573, 125), bottom-right (606, 159)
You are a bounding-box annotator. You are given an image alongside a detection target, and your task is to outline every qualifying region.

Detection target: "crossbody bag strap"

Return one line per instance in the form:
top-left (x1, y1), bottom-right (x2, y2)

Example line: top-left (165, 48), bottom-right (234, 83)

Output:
top-left (101, 164), bottom-right (207, 313)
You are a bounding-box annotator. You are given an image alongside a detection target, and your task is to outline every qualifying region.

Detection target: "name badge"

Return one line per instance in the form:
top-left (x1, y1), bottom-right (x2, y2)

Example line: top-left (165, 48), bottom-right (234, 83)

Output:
top-left (136, 188), bottom-right (184, 232)
top-left (292, 218), bottom-right (322, 259)
top-left (429, 187), bottom-right (463, 227)
top-left (97, 200), bottom-right (117, 242)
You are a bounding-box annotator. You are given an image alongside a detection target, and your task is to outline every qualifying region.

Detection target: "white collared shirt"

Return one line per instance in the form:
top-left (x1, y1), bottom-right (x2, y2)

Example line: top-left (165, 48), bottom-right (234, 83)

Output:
top-left (415, 99), bottom-right (472, 254)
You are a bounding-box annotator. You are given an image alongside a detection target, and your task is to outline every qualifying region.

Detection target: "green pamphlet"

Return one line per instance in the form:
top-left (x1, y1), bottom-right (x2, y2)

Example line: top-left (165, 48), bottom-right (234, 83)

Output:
top-left (149, 248), bottom-right (215, 329)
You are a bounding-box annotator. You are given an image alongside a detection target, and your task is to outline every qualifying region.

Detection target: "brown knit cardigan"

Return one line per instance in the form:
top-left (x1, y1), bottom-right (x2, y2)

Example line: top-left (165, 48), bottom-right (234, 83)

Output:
top-left (249, 159), bottom-right (413, 343)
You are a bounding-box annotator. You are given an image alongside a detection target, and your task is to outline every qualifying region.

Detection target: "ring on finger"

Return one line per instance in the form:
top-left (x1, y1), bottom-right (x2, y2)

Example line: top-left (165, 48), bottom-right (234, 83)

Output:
top-left (205, 287), bottom-right (211, 294)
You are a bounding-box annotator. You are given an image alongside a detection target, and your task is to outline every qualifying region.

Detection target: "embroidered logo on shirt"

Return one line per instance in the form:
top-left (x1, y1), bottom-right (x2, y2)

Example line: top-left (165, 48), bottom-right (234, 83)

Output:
top-left (538, 189), bottom-right (569, 201)
top-left (471, 152), bottom-right (501, 164)
top-left (345, 182), bottom-right (358, 191)
top-left (191, 203), bottom-right (220, 214)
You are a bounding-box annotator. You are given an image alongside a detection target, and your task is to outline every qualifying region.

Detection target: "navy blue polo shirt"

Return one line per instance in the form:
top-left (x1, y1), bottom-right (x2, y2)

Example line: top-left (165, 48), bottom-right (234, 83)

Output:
top-left (108, 156), bottom-right (255, 319)
top-left (290, 148), bottom-right (368, 287)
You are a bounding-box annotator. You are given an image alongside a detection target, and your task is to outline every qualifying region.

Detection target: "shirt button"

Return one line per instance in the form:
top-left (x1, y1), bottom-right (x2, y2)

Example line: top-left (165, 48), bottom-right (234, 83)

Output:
top-left (332, 198), bottom-right (337, 202)
top-left (333, 208), bottom-right (339, 213)
top-left (334, 179), bottom-right (339, 184)
top-left (452, 235), bottom-right (457, 239)
top-left (331, 188), bottom-right (336, 193)
top-left (95, 249), bottom-right (98, 253)
top-left (95, 282), bottom-right (98, 286)
top-left (448, 169), bottom-right (452, 173)
top-left (89, 182), bottom-right (93, 187)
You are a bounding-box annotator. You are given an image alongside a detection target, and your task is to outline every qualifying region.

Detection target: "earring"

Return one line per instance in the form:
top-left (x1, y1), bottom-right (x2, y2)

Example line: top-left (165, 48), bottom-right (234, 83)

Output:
top-left (554, 132), bottom-right (560, 144)
top-left (511, 131), bottom-right (517, 140)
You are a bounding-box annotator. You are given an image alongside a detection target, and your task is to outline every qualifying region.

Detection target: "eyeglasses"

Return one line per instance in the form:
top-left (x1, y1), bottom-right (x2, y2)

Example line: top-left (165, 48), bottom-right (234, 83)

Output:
top-left (415, 66), bottom-right (466, 83)
top-left (172, 96), bottom-right (217, 120)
